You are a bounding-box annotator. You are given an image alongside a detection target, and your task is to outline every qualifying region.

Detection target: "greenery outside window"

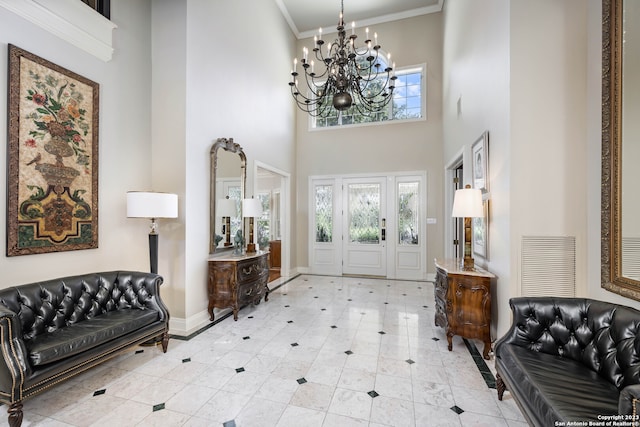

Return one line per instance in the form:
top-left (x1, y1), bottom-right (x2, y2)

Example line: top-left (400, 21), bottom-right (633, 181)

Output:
top-left (313, 64), bottom-right (425, 129)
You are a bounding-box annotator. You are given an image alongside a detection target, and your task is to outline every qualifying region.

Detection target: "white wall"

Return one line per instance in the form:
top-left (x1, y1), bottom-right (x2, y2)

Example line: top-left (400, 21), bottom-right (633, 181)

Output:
top-left (442, 0), bottom-right (511, 337)
top-left (0, 1), bottom-right (155, 285)
top-left (295, 13), bottom-right (444, 275)
top-left (152, 0), bottom-right (297, 334)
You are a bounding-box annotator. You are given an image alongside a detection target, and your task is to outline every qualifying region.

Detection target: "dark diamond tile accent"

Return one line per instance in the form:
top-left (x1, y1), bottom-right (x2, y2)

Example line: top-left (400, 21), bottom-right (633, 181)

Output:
top-left (135, 350), bottom-right (144, 354)
top-left (331, 325), bottom-right (338, 329)
top-left (321, 308), bottom-right (326, 311)
top-left (297, 377), bottom-right (307, 384)
top-left (248, 316), bottom-right (254, 319)
top-left (182, 358), bottom-right (191, 363)
top-left (308, 286), bottom-right (313, 289)
top-left (423, 305), bottom-right (428, 308)
top-left (223, 420), bottom-right (237, 427)
top-left (287, 320), bottom-right (294, 323)
top-left (243, 336), bottom-right (250, 340)
top-left (283, 293), bottom-right (287, 296)
top-left (378, 331), bottom-right (386, 335)
top-left (291, 343), bottom-right (299, 347)
top-left (368, 390), bottom-right (379, 398)
top-left (235, 367), bottom-right (245, 373)
top-left (387, 285), bottom-right (391, 287)
top-left (450, 405), bottom-right (464, 414)
top-left (432, 337), bottom-right (440, 341)
top-left (314, 296), bottom-right (318, 299)
top-left (361, 312), bottom-right (366, 315)
top-left (405, 359), bottom-right (415, 365)
top-left (345, 350), bottom-right (353, 355)
top-left (338, 289), bottom-right (342, 291)
top-left (153, 403), bottom-right (165, 412)
top-left (402, 293), bottom-right (407, 296)
top-left (347, 299), bottom-right (352, 302)
top-left (418, 286), bottom-right (422, 289)
top-left (384, 302), bottom-right (388, 305)
top-left (284, 305), bottom-right (290, 308)
top-left (93, 389), bottom-right (106, 396)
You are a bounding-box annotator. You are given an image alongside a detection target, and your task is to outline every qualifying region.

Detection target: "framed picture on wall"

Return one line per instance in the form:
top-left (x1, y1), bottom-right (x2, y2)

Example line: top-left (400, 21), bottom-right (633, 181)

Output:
top-left (473, 200), bottom-right (489, 259)
top-left (472, 131), bottom-right (489, 194)
top-left (472, 131), bottom-right (489, 259)
top-left (7, 45), bottom-right (99, 256)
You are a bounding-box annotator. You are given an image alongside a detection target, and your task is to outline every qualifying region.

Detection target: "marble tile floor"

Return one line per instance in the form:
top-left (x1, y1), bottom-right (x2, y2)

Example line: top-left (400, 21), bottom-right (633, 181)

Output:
top-left (14, 275), bottom-right (527, 427)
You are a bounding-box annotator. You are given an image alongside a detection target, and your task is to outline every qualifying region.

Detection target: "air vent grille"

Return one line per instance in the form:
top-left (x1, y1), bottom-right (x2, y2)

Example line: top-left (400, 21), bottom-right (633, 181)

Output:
top-left (521, 236), bottom-right (576, 297)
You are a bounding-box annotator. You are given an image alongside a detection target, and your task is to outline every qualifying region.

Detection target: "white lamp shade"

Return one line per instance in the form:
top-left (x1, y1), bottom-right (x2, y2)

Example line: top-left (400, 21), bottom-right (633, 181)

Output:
top-left (218, 198), bottom-right (237, 217)
top-left (242, 198), bottom-right (262, 218)
top-left (127, 192), bottom-right (178, 218)
top-left (452, 188), bottom-right (483, 218)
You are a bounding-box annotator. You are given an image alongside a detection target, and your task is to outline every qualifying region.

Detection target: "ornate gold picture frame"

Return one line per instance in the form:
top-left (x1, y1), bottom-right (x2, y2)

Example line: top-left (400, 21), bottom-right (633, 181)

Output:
top-left (7, 45), bottom-right (99, 256)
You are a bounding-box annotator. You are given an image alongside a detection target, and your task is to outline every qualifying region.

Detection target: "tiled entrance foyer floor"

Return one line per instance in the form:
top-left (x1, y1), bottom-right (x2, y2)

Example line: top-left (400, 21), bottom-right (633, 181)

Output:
top-left (18, 275), bottom-right (526, 427)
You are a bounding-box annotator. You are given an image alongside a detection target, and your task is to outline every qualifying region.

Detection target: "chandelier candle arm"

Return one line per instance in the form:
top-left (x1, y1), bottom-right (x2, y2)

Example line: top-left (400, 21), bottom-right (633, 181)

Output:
top-left (288, 0), bottom-right (396, 117)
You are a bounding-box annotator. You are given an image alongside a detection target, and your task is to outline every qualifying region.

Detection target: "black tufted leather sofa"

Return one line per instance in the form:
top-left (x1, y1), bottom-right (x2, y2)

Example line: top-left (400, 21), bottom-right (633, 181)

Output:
top-left (0, 271), bottom-right (170, 427)
top-left (495, 297), bottom-right (640, 427)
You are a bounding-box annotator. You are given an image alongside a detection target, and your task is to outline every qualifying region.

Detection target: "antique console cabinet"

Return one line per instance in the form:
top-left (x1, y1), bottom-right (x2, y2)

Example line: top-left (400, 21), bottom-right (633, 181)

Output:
top-left (208, 251), bottom-right (269, 321)
top-left (434, 258), bottom-right (495, 359)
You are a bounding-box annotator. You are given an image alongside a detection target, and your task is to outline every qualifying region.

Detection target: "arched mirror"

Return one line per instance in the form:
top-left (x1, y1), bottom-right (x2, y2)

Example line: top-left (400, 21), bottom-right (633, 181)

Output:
top-left (210, 138), bottom-right (246, 254)
top-left (602, 0), bottom-right (640, 299)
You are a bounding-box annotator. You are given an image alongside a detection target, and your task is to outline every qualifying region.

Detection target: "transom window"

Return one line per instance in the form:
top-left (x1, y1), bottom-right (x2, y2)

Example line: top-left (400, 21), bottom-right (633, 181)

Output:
top-left (313, 64), bottom-right (425, 129)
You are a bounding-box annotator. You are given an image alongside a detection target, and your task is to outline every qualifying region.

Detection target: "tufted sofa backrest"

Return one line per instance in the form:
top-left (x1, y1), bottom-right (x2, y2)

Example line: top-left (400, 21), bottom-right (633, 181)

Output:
top-left (505, 297), bottom-right (640, 390)
top-left (0, 272), bottom-right (160, 342)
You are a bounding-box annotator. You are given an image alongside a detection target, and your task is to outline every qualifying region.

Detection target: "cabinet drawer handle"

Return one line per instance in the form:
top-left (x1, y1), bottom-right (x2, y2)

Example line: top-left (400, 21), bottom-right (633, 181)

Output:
top-left (242, 265), bottom-right (259, 275)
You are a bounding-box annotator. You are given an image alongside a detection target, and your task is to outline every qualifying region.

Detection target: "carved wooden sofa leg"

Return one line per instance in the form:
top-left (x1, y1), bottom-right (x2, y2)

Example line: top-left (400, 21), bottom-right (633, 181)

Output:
top-left (161, 331), bottom-right (169, 353)
top-left (496, 373), bottom-right (506, 400)
top-left (8, 401), bottom-right (23, 427)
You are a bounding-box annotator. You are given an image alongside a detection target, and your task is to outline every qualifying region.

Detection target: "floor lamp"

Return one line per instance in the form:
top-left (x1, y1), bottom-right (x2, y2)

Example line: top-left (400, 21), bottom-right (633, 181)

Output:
top-left (127, 191), bottom-right (178, 274)
top-left (242, 198), bottom-right (262, 253)
top-left (451, 185), bottom-right (483, 271)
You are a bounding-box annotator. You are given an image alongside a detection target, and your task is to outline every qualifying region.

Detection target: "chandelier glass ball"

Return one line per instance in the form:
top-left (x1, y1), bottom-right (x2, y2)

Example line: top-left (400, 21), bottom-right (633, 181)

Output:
top-left (289, 1), bottom-right (396, 117)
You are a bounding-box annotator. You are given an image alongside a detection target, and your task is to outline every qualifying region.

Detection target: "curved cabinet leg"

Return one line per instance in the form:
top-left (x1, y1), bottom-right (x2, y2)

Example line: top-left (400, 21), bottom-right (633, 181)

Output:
top-left (446, 331), bottom-right (454, 351)
top-left (483, 341), bottom-right (491, 360)
top-left (8, 401), bottom-right (23, 427)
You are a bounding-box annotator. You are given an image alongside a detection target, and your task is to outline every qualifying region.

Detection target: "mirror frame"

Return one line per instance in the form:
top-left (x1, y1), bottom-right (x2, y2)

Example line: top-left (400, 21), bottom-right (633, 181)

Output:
top-left (602, 0), bottom-right (640, 299)
top-left (210, 137), bottom-right (246, 254)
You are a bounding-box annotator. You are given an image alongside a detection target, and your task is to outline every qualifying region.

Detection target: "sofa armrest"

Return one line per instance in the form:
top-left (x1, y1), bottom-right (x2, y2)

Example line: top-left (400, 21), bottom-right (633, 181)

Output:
top-left (619, 384), bottom-right (640, 415)
top-left (495, 298), bottom-right (533, 356)
top-left (0, 305), bottom-right (30, 403)
top-left (116, 271), bottom-right (170, 323)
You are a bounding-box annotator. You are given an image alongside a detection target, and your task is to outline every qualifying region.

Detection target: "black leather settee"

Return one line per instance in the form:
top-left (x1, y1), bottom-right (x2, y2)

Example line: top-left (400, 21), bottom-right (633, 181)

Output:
top-left (495, 297), bottom-right (640, 427)
top-left (0, 271), bottom-right (170, 427)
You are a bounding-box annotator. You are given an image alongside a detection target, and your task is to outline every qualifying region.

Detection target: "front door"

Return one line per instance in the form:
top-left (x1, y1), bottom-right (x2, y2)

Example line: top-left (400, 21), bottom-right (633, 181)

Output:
top-left (342, 177), bottom-right (387, 276)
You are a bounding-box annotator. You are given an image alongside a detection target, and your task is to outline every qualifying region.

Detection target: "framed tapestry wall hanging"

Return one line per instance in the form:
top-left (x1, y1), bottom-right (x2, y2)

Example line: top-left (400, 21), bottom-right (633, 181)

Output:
top-left (7, 45), bottom-right (99, 256)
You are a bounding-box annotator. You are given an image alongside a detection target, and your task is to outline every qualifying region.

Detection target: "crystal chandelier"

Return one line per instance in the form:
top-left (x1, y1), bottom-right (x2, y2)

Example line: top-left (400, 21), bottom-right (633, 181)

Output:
top-left (289, 0), bottom-right (396, 117)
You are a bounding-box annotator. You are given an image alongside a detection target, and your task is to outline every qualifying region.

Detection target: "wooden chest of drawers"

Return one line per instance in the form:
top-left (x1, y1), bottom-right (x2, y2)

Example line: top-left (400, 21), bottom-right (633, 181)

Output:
top-left (434, 259), bottom-right (495, 359)
top-left (208, 251), bottom-right (269, 321)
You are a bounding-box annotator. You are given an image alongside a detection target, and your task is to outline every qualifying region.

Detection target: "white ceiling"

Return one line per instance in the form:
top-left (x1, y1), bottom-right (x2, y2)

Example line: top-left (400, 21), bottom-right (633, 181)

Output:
top-left (276, 0), bottom-right (443, 39)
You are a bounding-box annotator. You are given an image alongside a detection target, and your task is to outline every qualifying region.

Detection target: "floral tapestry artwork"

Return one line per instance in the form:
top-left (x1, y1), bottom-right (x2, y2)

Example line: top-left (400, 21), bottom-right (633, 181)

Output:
top-left (7, 45), bottom-right (99, 256)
